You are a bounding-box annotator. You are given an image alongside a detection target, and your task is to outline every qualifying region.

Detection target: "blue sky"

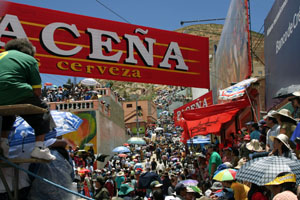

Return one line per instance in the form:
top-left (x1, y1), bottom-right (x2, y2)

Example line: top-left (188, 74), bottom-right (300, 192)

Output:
top-left (7, 0), bottom-right (275, 86)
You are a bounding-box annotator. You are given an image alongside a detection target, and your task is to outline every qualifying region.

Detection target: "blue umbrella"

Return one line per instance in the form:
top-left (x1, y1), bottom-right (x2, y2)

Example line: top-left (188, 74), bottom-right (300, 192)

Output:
top-left (112, 146), bottom-right (130, 153)
top-left (9, 110), bottom-right (83, 147)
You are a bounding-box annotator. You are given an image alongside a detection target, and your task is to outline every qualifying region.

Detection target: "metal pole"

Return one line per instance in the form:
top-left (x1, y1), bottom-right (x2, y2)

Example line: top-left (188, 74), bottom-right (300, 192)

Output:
top-left (136, 97), bottom-right (139, 137)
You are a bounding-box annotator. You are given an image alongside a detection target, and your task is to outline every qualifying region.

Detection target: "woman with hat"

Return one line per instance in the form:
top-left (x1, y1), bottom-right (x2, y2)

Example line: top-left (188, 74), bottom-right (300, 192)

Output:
top-left (265, 172), bottom-right (297, 200)
top-left (269, 134), bottom-right (297, 159)
top-left (93, 176), bottom-right (110, 200)
top-left (274, 109), bottom-right (297, 139)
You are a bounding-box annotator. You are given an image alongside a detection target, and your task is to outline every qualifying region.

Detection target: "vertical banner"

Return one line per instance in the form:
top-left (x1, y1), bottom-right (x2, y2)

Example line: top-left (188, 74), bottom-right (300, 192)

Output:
top-left (212, 0), bottom-right (252, 98)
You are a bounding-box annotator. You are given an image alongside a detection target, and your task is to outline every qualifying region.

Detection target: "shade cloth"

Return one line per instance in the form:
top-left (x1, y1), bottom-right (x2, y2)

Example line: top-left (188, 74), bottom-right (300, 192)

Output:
top-left (180, 98), bottom-right (250, 143)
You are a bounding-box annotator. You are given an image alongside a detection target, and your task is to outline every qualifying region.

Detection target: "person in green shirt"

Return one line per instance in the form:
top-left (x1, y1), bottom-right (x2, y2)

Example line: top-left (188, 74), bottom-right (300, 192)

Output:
top-left (0, 38), bottom-right (55, 160)
top-left (207, 144), bottom-right (222, 179)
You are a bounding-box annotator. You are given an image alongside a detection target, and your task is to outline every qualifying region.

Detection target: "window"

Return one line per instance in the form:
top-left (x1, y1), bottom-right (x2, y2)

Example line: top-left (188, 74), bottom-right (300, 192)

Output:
top-left (126, 104), bottom-right (132, 108)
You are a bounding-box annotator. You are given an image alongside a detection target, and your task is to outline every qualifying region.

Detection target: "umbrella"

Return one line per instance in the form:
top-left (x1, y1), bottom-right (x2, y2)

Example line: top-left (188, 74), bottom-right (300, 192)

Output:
top-left (118, 153), bottom-right (128, 158)
top-left (112, 146), bottom-right (130, 153)
top-left (127, 137), bottom-right (146, 145)
top-left (123, 143), bottom-right (129, 146)
top-left (273, 84), bottom-right (300, 99)
top-left (81, 78), bottom-right (99, 86)
top-left (180, 179), bottom-right (198, 186)
top-left (213, 169), bottom-right (237, 181)
top-left (44, 82), bottom-right (52, 86)
top-left (96, 154), bottom-right (109, 162)
top-left (236, 156), bottom-right (300, 186)
top-left (9, 111), bottom-right (82, 147)
top-left (79, 168), bottom-right (91, 174)
top-left (155, 127), bottom-right (164, 132)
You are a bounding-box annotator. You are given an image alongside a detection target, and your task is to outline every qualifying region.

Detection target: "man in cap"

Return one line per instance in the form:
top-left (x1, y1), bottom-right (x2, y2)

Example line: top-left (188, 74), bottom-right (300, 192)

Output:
top-left (93, 176), bottom-right (110, 200)
top-left (175, 182), bottom-right (187, 200)
top-left (265, 110), bottom-right (280, 153)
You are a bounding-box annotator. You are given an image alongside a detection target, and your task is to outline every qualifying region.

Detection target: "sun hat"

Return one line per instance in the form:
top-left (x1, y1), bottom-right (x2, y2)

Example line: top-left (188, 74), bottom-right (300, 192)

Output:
top-left (117, 171), bottom-right (125, 177)
top-left (265, 173), bottom-right (296, 185)
top-left (244, 135), bottom-right (251, 141)
top-left (234, 158), bottom-right (247, 169)
top-left (92, 176), bottom-right (105, 185)
top-left (263, 110), bottom-right (277, 120)
top-left (246, 139), bottom-right (263, 152)
top-left (150, 180), bottom-right (163, 188)
top-left (292, 91), bottom-right (300, 97)
top-left (211, 182), bottom-right (223, 190)
top-left (118, 183), bottom-right (134, 196)
top-left (270, 134), bottom-right (292, 150)
top-left (274, 109), bottom-right (296, 122)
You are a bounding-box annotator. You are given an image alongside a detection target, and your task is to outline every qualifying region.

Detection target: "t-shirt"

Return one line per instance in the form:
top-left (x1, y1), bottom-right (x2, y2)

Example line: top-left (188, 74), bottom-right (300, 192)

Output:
top-left (0, 50), bottom-right (41, 105)
top-left (230, 182), bottom-right (249, 200)
top-left (208, 151), bottom-right (222, 176)
top-left (250, 130), bottom-right (261, 140)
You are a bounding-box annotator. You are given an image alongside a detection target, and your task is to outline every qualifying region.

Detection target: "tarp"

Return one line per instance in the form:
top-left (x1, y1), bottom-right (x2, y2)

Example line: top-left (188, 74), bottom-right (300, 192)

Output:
top-left (180, 98), bottom-right (250, 143)
top-left (182, 98), bottom-right (250, 121)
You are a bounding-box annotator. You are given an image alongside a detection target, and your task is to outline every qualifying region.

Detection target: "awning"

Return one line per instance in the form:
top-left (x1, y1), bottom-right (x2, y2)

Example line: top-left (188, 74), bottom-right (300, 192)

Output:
top-left (182, 98), bottom-right (250, 121)
top-left (219, 78), bottom-right (257, 100)
top-left (180, 98), bottom-right (250, 144)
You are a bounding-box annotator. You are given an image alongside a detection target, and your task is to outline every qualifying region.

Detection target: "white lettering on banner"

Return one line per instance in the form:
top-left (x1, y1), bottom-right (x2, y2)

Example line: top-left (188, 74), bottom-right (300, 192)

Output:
top-left (41, 22), bottom-right (82, 56)
top-left (0, 14), bottom-right (191, 71)
top-left (87, 28), bottom-right (123, 62)
top-left (0, 14), bottom-right (28, 47)
top-left (267, 0), bottom-right (288, 37)
top-left (176, 98), bottom-right (208, 121)
top-left (276, 5), bottom-right (300, 54)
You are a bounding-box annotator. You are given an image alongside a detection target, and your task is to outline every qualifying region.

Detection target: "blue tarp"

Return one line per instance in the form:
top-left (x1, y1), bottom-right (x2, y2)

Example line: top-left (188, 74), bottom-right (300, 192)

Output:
top-left (9, 110), bottom-right (82, 147)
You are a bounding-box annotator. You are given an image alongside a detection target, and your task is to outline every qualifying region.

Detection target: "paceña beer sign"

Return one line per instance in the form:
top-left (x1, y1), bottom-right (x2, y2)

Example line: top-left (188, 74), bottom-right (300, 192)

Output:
top-left (0, 2), bottom-right (209, 88)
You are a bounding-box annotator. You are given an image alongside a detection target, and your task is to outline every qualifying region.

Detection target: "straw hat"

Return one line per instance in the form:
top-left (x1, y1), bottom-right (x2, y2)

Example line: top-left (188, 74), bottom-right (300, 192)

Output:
top-left (246, 139), bottom-right (263, 152)
top-left (117, 171), bottom-right (125, 176)
top-left (274, 109), bottom-right (296, 122)
top-left (263, 110), bottom-right (277, 120)
top-left (270, 134), bottom-right (292, 150)
top-left (234, 158), bottom-right (247, 169)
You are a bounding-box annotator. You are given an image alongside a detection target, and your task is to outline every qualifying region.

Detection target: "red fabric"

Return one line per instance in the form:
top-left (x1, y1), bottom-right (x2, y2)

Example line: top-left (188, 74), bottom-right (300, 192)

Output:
top-left (182, 98), bottom-right (250, 121)
top-left (251, 192), bottom-right (268, 200)
top-left (180, 99), bottom-right (250, 144)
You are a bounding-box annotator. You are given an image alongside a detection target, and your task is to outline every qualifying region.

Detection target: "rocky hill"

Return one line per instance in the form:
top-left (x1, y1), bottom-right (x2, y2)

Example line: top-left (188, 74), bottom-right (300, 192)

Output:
top-left (98, 23), bottom-right (264, 101)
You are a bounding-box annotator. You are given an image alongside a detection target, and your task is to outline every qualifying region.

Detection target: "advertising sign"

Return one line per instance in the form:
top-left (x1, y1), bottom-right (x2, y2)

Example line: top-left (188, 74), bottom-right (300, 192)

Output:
top-left (0, 1), bottom-right (209, 88)
top-left (212, 0), bottom-right (251, 100)
top-left (174, 91), bottom-right (213, 125)
top-left (264, 0), bottom-right (300, 109)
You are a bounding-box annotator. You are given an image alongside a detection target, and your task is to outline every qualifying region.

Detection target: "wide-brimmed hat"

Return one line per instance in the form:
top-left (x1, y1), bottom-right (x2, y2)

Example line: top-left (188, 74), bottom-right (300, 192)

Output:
top-left (118, 183), bottom-right (134, 196)
top-left (234, 158), bottom-right (247, 169)
top-left (211, 182), bottom-right (223, 190)
top-left (117, 171), bottom-right (125, 176)
top-left (263, 110), bottom-right (277, 120)
top-left (265, 173), bottom-right (296, 185)
top-left (274, 109), bottom-right (296, 122)
top-left (246, 139), bottom-right (263, 152)
top-left (270, 134), bottom-right (292, 150)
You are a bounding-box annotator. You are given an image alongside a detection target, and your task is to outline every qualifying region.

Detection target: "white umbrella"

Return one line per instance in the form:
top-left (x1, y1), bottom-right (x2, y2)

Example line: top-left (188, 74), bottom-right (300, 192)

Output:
top-left (155, 127), bottom-right (164, 132)
top-left (81, 78), bottom-right (99, 86)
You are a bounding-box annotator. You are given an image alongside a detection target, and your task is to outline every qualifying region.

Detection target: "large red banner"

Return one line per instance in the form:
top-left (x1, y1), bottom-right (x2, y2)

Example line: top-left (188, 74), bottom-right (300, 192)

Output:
top-left (0, 2), bottom-right (209, 88)
top-left (173, 91), bottom-right (213, 125)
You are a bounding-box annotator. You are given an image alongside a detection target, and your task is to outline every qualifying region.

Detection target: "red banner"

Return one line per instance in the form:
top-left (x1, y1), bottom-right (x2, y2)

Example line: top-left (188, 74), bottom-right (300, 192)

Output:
top-left (0, 2), bottom-right (209, 88)
top-left (174, 91), bottom-right (213, 125)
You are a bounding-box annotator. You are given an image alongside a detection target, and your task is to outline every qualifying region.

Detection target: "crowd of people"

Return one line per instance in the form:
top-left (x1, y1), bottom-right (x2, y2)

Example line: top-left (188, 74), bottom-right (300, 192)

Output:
top-left (69, 96), bottom-right (300, 200)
